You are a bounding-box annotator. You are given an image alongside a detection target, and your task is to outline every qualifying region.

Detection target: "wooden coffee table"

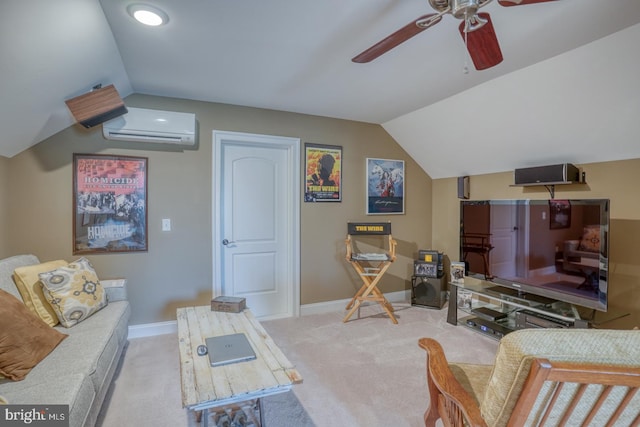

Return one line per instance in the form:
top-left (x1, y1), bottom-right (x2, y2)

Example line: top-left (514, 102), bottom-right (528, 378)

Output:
top-left (177, 306), bottom-right (302, 426)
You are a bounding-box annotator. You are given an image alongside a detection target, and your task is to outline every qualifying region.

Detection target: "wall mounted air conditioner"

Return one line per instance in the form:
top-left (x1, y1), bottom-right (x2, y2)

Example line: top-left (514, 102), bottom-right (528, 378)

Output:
top-left (102, 107), bottom-right (196, 145)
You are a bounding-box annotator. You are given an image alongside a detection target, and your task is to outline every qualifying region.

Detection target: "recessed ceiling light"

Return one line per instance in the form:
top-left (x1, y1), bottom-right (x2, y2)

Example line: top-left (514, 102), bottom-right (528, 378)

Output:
top-left (127, 4), bottom-right (169, 26)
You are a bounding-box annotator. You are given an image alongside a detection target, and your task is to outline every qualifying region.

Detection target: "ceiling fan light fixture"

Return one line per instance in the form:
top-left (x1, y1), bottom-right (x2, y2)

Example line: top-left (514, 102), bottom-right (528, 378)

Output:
top-left (463, 13), bottom-right (489, 33)
top-left (451, 0), bottom-right (480, 19)
top-left (127, 4), bottom-right (169, 26)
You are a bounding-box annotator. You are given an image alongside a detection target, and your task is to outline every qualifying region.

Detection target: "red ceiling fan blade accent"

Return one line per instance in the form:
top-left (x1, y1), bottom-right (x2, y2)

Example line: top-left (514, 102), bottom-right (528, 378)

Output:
top-left (459, 13), bottom-right (503, 71)
top-left (497, 0), bottom-right (557, 6)
top-left (352, 14), bottom-right (442, 63)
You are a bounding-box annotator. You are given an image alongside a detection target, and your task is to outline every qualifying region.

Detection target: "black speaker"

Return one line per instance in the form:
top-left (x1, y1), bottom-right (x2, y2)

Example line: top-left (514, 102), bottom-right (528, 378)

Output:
top-left (411, 276), bottom-right (446, 309)
top-left (514, 163), bottom-right (579, 185)
top-left (457, 176), bottom-right (469, 199)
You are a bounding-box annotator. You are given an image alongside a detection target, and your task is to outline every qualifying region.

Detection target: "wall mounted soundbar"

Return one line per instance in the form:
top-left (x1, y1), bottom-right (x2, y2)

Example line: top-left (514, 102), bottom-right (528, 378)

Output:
top-left (513, 163), bottom-right (580, 186)
top-left (511, 163), bottom-right (585, 198)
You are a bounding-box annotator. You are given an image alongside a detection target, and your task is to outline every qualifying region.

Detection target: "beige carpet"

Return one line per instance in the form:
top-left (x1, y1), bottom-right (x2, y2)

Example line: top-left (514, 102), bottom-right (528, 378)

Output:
top-left (97, 303), bottom-right (499, 427)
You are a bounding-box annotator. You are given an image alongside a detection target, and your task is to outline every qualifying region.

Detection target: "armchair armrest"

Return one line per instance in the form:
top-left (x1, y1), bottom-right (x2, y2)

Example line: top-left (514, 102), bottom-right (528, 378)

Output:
top-left (418, 338), bottom-right (487, 427)
top-left (102, 278), bottom-right (128, 302)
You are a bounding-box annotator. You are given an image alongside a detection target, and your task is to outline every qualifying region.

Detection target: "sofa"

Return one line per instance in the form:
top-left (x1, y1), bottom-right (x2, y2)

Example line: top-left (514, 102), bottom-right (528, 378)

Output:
top-left (0, 254), bottom-right (131, 427)
top-left (419, 328), bottom-right (640, 427)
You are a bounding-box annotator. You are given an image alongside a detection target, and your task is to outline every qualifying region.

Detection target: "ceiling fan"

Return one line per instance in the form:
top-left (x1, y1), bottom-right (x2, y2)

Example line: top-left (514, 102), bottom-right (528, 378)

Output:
top-left (352, 0), bottom-right (557, 70)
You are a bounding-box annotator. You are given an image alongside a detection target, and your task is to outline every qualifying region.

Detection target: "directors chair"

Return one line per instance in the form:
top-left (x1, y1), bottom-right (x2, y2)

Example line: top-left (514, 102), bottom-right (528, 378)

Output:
top-left (344, 222), bottom-right (397, 324)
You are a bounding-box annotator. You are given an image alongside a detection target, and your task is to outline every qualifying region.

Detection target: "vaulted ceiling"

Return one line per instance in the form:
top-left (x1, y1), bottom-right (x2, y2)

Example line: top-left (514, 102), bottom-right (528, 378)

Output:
top-left (2, 0), bottom-right (640, 178)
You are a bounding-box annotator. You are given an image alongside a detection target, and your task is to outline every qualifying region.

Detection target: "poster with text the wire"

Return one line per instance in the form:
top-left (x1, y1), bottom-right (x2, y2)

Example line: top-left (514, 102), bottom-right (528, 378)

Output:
top-left (304, 143), bottom-right (342, 202)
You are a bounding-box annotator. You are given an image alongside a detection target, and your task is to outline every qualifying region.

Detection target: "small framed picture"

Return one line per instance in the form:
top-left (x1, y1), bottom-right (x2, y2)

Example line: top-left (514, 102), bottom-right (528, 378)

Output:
top-left (450, 261), bottom-right (465, 284)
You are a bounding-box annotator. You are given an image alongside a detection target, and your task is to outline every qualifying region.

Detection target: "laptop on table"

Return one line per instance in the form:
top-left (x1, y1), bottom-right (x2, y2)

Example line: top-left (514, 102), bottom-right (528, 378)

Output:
top-left (205, 333), bottom-right (256, 367)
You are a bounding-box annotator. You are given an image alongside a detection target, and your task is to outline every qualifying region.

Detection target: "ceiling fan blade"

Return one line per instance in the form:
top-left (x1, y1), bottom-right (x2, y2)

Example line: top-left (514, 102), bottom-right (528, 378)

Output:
top-left (352, 14), bottom-right (442, 63)
top-left (497, 0), bottom-right (557, 6)
top-left (458, 13), bottom-right (503, 70)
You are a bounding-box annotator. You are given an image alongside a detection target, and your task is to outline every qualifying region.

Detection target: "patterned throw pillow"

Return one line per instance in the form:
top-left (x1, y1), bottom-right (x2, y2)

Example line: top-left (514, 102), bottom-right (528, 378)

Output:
top-left (39, 257), bottom-right (108, 328)
top-left (578, 225), bottom-right (601, 253)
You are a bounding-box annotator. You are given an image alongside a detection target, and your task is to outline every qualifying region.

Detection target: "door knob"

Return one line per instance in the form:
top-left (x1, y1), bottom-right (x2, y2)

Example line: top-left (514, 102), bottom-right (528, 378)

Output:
top-left (222, 239), bottom-right (235, 246)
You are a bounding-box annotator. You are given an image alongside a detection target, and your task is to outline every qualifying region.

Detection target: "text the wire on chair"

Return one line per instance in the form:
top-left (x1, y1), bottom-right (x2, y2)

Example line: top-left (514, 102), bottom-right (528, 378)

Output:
top-left (343, 222), bottom-right (397, 324)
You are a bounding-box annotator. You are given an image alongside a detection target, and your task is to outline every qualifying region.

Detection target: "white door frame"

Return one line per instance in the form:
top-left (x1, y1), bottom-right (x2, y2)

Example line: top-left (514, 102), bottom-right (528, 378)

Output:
top-left (212, 130), bottom-right (301, 319)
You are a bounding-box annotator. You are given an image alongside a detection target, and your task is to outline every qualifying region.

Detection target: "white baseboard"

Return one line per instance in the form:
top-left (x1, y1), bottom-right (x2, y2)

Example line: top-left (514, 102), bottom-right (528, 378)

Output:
top-left (127, 290), bottom-right (411, 339)
top-left (300, 290), bottom-right (410, 316)
top-left (128, 320), bottom-right (177, 339)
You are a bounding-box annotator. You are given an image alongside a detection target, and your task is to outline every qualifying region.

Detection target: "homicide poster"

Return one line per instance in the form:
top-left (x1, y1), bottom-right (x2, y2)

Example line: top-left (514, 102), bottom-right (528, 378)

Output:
top-left (304, 143), bottom-right (342, 202)
top-left (366, 158), bottom-right (404, 215)
top-left (73, 154), bottom-right (148, 254)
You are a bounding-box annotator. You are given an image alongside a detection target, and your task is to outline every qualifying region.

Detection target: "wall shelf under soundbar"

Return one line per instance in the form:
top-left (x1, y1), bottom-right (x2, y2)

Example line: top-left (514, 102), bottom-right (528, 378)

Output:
top-left (509, 181), bottom-right (586, 198)
top-left (510, 163), bottom-right (587, 198)
top-left (510, 180), bottom-right (580, 187)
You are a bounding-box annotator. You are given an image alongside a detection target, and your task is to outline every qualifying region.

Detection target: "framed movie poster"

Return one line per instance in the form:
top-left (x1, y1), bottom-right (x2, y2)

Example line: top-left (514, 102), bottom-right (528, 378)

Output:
top-left (366, 158), bottom-right (404, 215)
top-left (73, 154), bottom-right (148, 254)
top-left (304, 143), bottom-right (342, 202)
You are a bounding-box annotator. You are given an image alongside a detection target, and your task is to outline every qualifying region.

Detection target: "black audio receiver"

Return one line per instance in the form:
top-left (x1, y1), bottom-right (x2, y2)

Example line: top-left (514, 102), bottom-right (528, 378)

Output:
top-left (515, 310), bottom-right (588, 329)
top-left (465, 317), bottom-right (512, 338)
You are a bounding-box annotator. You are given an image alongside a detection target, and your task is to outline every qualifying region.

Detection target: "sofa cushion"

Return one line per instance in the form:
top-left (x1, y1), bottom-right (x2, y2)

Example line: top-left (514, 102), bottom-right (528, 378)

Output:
top-left (13, 259), bottom-right (68, 327)
top-left (0, 289), bottom-right (67, 381)
top-left (51, 301), bottom-right (130, 383)
top-left (39, 258), bottom-right (108, 328)
top-left (1, 372), bottom-right (95, 427)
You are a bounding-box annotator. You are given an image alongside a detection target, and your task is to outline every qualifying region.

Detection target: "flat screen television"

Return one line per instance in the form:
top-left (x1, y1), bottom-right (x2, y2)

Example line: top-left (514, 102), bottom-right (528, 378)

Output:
top-left (460, 199), bottom-right (610, 312)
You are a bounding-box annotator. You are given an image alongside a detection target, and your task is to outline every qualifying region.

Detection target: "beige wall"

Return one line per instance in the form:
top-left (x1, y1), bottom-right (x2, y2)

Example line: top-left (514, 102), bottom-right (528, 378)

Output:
top-left (433, 159), bottom-right (640, 329)
top-left (0, 156), bottom-right (9, 258)
top-left (5, 94), bottom-right (433, 325)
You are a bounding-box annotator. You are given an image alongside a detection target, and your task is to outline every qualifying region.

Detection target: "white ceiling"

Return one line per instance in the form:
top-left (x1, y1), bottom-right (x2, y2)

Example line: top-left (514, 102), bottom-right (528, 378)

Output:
top-left (2, 0), bottom-right (640, 178)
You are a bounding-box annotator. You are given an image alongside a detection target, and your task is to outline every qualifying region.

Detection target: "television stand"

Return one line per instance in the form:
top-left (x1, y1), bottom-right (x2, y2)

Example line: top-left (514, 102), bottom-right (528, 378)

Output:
top-left (447, 277), bottom-right (607, 340)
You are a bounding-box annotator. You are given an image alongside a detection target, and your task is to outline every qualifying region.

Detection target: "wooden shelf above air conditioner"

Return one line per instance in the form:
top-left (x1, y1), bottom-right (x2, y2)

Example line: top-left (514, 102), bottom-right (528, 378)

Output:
top-left (65, 84), bottom-right (128, 128)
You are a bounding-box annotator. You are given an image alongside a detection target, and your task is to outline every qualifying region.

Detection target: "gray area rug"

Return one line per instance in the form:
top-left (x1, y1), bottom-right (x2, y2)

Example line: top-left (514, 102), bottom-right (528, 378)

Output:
top-left (261, 392), bottom-right (315, 426)
top-left (191, 391), bottom-right (314, 426)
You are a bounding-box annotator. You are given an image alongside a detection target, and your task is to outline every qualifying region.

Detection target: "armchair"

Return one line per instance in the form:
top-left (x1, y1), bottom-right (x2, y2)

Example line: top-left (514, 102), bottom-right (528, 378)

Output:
top-left (419, 329), bottom-right (640, 427)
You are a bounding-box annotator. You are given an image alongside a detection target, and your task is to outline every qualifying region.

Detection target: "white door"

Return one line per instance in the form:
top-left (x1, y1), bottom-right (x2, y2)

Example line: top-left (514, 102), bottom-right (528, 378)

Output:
top-left (490, 203), bottom-right (518, 278)
top-left (213, 131), bottom-right (300, 320)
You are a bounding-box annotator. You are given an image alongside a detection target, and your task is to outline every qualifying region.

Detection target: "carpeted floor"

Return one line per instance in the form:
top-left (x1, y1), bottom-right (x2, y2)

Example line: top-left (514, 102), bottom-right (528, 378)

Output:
top-left (97, 303), bottom-right (499, 427)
